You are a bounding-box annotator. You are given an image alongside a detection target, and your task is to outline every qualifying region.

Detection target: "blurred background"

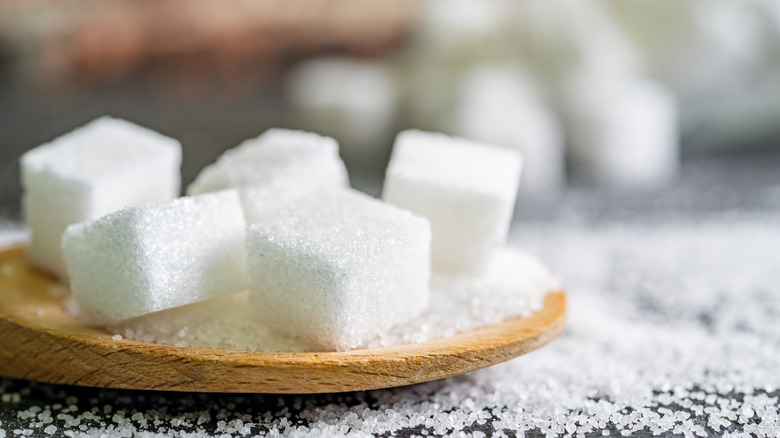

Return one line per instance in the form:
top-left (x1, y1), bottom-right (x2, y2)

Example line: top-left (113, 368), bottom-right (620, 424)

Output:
top-left (2, 0), bottom-right (780, 220)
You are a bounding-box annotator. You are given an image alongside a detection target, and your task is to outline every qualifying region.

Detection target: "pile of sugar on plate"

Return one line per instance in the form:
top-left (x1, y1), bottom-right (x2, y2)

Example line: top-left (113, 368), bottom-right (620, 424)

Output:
top-left (18, 116), bottom-right (559, 351)
top-left (1, 214), bottom-right (778, 436)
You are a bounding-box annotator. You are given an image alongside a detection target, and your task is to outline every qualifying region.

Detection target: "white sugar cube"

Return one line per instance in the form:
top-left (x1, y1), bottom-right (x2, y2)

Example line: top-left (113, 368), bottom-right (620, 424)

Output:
top-left (382, 130), bottom-right (522, 275)
top-left (246, 189), bottom-right (431, 351)
top-left (62, 190), bottom-right (247, 324)
top-left (20, 116), bottom-right (181, 279)
top-left (450, 65), bottom-right (565, 194)
top-left (564, 73), bottom-right (678, 188)
top-left (285, 58), bottom-right (397, 164)
top-left (187, 128), bottom-right (349, 223)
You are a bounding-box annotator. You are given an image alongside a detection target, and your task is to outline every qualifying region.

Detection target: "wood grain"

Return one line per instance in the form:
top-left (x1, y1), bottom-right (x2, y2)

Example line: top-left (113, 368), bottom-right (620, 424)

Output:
top-left (0, 246), bottom-right (566, 394)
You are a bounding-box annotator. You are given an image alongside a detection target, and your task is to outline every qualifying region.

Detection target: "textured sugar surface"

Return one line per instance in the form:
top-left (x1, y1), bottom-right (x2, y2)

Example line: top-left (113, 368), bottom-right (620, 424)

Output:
top-left (2, 215), bottom-right (779, 436)
top-left (109, 247), bottom-right (556, 351)
top-left (186, 128), bottom-right (348, 223)
top-left (20, 116), bottom-right (181, 278)
top-left (20, 116), bottom-right (181, 182)
top-left (62, 191), bottom-right (247, 324)
top-left (385, 130), bottom-right (522, 199)
top-left (246, 189), bottom-right (431, 351)
top-left (383, 130), bottom-right (522, 275)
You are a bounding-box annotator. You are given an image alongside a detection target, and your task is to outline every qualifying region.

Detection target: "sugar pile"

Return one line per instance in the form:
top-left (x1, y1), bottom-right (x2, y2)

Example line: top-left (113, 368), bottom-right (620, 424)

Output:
top-left (108, 247), bottom-right (557, 351)
top-left (1, 214), bottom-right (778, 436)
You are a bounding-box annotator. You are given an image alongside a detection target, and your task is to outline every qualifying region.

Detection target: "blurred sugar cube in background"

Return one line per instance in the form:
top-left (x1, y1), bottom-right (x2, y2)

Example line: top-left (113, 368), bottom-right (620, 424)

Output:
top-left (285, 58), bottom-right (398, 177)
top-left (246, 189), bottom-right (431, 351)
top-left (448, 65), bottom-right (565, 194)
top-left (562, 72), bottom-right (678, 188)
top-left (1, 0), bottom-right (780, 216)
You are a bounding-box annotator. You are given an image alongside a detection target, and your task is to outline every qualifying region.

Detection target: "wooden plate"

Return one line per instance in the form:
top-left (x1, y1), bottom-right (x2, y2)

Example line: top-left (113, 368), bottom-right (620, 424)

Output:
top-left (0, 246), bottom-right (566, 394)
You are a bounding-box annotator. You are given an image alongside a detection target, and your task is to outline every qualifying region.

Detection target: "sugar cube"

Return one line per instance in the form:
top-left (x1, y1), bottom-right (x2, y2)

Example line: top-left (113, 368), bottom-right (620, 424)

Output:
top-left (20, 116), bottom-right (181, 279)
top-left (285, 58), bottom-right (397, 165)
top-left (382, 130), bottom-right (522, 275)
top-left (62, 190), bottom-right (247, 324)
top-left (450, 65), bottom-right (565, 194)
top-left (564, 72), bottom-right (678, 188)
top-left (186, 128), bottom-right (349, 223)
top-left (246, 189), bottom-right (431, 351)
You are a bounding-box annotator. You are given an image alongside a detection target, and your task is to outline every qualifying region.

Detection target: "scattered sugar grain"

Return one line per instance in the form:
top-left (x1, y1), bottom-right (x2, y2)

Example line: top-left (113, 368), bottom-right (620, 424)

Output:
top-left (111, 335), bottom-right (122, 341)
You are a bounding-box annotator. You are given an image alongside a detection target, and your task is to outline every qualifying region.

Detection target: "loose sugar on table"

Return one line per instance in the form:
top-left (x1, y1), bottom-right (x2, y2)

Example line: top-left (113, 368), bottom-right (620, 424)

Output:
top-left (19, 116), bottom-right (181, 279)
top-left (246, 189), bottom-right (431, 351)
top-left (187, 128), bottom-right (349, 224)
top-left (62, 190), bottom-right (246, 325)
top-left (383, 130), bottom-right (522, 276)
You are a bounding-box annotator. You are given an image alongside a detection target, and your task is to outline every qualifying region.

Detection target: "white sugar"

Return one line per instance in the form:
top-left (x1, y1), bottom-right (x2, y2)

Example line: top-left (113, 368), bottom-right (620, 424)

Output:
top-left (246, 189), bottom-right (432, 351)
top-left (108, 292), bottom-right (310, 352)
top-left (110, 247), bottom-right (556, 352)
top-left (383, 130), bottom-right (522, 275)
top-left (62, 190), bottom-right (247, 324)
top-left (186, 128), bottom-right (349, 223)
top-left (285, 57), bottom-right (397, 162)
top-left (450, 65), bottom-right (565, 194)
top-left (65, 215), bottom-right (779, 437)
top-left (19, 116), bottom-right (181, 279)
top-left (564, 73), bottom-right (679, 188)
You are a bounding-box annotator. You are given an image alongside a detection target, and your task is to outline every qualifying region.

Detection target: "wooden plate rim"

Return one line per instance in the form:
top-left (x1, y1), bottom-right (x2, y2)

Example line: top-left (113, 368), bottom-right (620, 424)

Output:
top-left (0, 246), bottom-right (566, 393)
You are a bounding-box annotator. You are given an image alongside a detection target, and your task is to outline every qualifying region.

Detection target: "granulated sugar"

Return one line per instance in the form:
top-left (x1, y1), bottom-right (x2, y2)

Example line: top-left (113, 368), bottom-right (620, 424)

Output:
top-left (108, 291), bottom-right (312, 352)
top-left (108, 247), bottom-right (557, 351)
top-left (1, 215), bottom-right (779, 436)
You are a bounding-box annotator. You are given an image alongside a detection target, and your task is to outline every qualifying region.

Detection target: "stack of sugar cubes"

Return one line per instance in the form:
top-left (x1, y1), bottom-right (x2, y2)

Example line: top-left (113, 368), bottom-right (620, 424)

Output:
top-left (22, 117), bottom-right (527, 351)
